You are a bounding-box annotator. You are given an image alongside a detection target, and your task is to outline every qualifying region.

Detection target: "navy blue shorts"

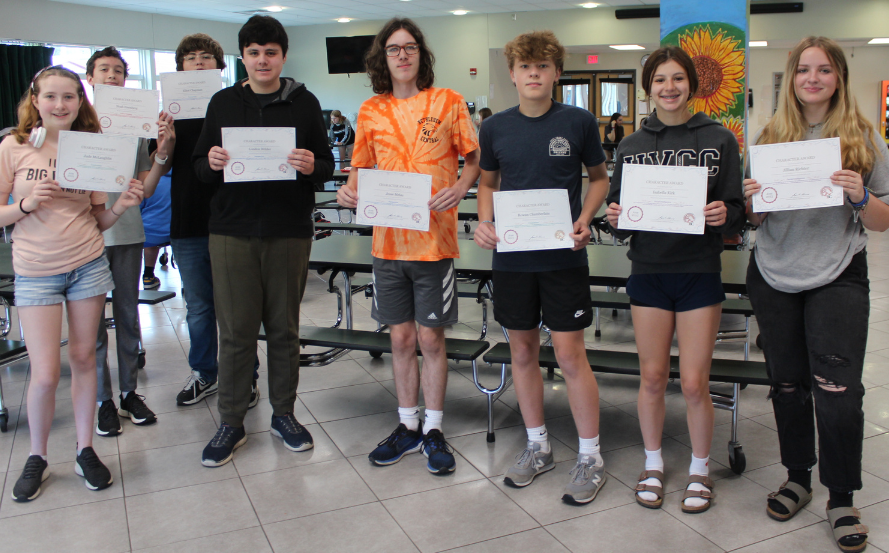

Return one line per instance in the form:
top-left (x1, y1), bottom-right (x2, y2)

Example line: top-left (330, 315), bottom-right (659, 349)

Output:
top-left (626, 273), bottom-right (725, 313)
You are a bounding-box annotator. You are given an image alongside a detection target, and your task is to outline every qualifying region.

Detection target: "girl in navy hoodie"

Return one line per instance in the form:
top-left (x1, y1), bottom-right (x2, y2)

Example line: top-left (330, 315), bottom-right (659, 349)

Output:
top-left (605, 47), bottom-right (744, 514)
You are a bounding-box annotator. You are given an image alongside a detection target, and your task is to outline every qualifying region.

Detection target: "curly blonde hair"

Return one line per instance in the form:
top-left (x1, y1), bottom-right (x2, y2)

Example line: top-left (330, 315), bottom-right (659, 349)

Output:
top-left (504, 30), bottom-right (565, 72)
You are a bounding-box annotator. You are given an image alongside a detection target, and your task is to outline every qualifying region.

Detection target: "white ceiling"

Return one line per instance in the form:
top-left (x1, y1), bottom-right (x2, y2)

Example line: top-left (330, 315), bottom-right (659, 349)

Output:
top-left (49, 0), bottom-right (657, 26)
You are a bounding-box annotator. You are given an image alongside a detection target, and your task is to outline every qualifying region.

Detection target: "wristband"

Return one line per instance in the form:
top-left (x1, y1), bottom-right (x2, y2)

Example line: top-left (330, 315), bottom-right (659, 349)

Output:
top-left (849, 187), bottom-right (869, 208)
top-left (480, 220), bottom-right (493, 225)
top-left (19, 198), bottom-right (31, 215)
top-left (111, 206), bottom-right (123, 217)
top-left (155, 154), bottom-right (168, 165)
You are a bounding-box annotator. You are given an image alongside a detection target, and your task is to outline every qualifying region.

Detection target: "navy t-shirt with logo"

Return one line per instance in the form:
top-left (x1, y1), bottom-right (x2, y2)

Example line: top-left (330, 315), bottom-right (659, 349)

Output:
top-left (479, 101), bottom-right (606, 272)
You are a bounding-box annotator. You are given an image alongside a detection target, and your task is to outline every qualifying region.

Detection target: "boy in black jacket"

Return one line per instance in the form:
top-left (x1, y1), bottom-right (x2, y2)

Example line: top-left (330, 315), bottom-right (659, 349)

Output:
top-left (192, 15), bottom-right (334, 467)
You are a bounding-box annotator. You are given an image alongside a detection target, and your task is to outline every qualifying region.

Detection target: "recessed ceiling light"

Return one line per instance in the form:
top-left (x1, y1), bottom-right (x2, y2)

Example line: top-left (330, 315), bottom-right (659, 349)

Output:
top-left (609, 44), bottom-right (645, 50)
top-left (452, 10), bottom-right (468, 15)
top-left (869, 38), bottom-right (889, 44)
top-left (264, 5), bottom-right (284, 12)
top-left (749, 41), bottom-right (768, 47)
top-left (580, 3), bottom-right (600, 7)
top-left (337, 17), bottom-right (352, 22)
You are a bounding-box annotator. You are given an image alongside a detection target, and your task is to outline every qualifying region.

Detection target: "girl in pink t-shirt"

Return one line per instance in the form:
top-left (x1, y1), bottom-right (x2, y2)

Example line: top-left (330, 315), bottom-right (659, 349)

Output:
top-left (0, 67), bottom-right (143, 502)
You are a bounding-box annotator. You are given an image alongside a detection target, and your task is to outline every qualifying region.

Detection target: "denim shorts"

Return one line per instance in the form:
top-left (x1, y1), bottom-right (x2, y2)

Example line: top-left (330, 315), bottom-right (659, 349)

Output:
top-left (14, 252), bottom-right (115, 307)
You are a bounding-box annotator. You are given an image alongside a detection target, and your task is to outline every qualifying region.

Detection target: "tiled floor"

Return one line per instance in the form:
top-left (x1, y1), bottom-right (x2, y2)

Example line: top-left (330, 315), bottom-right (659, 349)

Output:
top-left (1, 231), bottom-right (889, 552)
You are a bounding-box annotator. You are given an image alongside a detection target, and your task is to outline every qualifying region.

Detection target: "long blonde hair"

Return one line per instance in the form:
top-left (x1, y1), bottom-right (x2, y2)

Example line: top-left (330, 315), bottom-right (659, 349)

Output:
top-left (757, 36), bottom-right (877, 175)
top-left (11, 66), bottom-right (101, 144)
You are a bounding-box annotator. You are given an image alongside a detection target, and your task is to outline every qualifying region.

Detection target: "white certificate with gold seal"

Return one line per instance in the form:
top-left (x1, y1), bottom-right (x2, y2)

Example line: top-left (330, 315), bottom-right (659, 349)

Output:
top-left (493, 188), bottom-right (575, 252)
top-left (56, 131), bottom-right (139, 192)
top-left (355, 169), bottom-right (432, 231)
top-left (618, 164), bottom-right (708, 235)
top-left (94, 84), bottom-right (159, 139)
top-left (750, 137), bottom-right (843, 212)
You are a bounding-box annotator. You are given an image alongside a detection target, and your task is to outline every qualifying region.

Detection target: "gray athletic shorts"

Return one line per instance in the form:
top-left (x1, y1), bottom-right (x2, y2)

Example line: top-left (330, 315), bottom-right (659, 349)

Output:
top-left (371, 257), bottom-right (458, 327)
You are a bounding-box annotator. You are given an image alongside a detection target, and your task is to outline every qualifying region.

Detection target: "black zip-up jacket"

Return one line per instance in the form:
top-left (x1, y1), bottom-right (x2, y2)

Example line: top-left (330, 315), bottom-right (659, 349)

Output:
top-left (193, 77), bottom-right (334, 238)
top-left (606, 112), bottom-right (745, 274)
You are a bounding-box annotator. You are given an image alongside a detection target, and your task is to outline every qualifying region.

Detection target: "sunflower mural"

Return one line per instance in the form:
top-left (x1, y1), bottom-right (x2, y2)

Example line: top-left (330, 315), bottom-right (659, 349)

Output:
top-left (660, 0), bottom-right (749, 160)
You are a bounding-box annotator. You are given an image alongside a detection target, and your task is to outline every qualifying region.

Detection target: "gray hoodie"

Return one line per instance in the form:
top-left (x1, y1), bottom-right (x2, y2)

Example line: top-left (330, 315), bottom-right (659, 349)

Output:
top-left (606, 112), bottom-right (746, 274)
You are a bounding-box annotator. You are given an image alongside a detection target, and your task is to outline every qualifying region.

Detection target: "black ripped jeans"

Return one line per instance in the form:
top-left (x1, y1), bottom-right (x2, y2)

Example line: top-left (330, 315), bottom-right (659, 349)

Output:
top-left (747, 250), bottom-right (869, 493)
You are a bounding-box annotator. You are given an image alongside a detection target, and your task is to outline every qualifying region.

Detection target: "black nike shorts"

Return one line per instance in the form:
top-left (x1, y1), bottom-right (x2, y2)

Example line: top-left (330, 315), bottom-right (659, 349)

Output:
top-left (492, 265), bottom-right (593, 332)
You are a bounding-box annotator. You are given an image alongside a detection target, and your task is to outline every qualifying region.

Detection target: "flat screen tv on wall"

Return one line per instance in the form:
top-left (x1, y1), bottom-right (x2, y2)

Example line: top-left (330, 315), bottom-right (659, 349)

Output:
top-left (326, 35), bottom-right (375, 74)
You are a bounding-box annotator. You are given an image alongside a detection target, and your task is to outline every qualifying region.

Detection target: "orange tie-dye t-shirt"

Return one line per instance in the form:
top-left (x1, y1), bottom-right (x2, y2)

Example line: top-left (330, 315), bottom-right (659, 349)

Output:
top-left (352, 87), bottom-right (479, 261)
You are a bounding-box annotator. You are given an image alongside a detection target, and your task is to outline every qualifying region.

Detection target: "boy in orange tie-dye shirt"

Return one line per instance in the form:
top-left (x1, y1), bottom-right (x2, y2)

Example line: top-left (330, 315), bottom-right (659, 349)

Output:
top-left (337, 18), bottom-right (480, 475)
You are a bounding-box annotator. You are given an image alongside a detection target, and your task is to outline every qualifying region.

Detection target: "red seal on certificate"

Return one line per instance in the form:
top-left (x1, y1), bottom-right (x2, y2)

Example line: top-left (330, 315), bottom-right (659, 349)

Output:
top-left (63, 168), bottom-right (78, 182)
top-left (554, 230), bottom-right (565, 240)
top-left (278, 164), bottom-right (289, 173)
top-left (761, 187), bottom-right (777, 203)
top-left (627, 206), bottom-right (643, 222)
top-left (820, 186), bottom-right (833, 198)
top-left (412, 213), bottom-right (421, 223)
top-left (168, 102), bottom-right (180, 114)
top-left (142, 123), bottom-right (151, 132)
top-left (683, 213), bottom-right (695, 225)
top-left (115, 175), bottom-right (126, 185)
top-left (364, 205), bottom-right (378, 218)
top-left (231, 162), bottom-right (245, 175)
top-left (100, 116), bottom-right (111, 128)
top-left (504, 230), bottom-right (518, 244)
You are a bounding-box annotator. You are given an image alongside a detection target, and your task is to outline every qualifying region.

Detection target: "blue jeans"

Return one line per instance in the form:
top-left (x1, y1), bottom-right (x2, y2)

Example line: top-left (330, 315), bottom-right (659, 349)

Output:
top-left (172, 237), bottom-right (259, 382)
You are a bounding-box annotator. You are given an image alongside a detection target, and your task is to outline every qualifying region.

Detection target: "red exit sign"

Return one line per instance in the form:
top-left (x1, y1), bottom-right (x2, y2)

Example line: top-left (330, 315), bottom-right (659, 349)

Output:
top-left (587, 55), bottom-right (599, 64)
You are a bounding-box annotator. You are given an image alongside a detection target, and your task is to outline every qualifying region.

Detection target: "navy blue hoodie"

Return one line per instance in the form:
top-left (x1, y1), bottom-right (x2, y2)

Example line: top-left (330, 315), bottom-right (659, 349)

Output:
top-left (606, 111), bottom-right (745, 274)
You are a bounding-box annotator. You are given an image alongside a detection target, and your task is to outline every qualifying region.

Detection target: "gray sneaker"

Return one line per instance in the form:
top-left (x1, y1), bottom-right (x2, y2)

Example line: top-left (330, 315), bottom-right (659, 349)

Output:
top-left (503, 442), bottom-right (555, 488)
top-left (562, 454), bottom-right (607, 505)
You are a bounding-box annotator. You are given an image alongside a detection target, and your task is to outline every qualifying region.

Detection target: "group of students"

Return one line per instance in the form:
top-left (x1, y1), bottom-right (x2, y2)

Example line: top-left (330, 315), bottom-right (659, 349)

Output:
top-left (0, 12), bottom-right (885, 553)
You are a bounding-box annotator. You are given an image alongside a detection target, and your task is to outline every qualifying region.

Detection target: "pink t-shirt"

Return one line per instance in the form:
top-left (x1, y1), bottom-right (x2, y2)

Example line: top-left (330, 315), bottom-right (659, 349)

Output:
top-left (0, 135), bottom-right (108, 277)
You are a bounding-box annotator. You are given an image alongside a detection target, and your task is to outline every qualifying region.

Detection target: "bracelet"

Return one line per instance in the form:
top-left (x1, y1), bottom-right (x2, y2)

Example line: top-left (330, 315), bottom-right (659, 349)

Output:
top-left (155, 154), bottom-right (168, 165)
top-left (849, 187), bottom-right (869, 208)
top-left (480, 220), bottom-right (493, 225)
top-left (19, 198), bottom-right (31, 215)
top-left (110, 206), bottom-right (123, 217)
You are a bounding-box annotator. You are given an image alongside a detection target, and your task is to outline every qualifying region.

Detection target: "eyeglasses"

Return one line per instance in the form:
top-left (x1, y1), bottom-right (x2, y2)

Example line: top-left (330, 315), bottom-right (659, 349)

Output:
top-left (385, 44), bottom-right (420, 57)
top-left (30, 65), bottom-right (82, 92)
top-left (184, 53), bottom-right (215, 62)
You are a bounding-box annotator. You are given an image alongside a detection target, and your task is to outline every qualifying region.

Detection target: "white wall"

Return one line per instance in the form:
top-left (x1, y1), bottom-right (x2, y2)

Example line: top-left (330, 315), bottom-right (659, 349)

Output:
top-left (0, 0), bottom-right (243, 52)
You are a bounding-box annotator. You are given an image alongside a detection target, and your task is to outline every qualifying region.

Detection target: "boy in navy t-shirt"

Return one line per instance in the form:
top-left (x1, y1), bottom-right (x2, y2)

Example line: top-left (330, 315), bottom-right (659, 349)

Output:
top-left (474, 30), bottom-right (610, 505)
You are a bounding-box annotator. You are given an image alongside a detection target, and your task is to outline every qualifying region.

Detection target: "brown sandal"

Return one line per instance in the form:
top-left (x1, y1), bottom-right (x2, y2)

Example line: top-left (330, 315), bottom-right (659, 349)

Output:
top-left (766, 481), bottom-right (812, 521)
top-left (826, 503), bottom-right (869, 553)
top-left (681, 475), bottom-right (714, 514)
top-left (634, 470), bottom-right (665, 509)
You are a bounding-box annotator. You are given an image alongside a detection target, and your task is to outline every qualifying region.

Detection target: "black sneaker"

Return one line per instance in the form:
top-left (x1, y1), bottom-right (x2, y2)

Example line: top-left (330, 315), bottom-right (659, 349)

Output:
top-left (11, 455), bottom-right (49, 502)
top-left (201, 423), bottom-right (246, 467)
top-left (118, 392), bottom-right (157, 425)
top-left (368, 423), bottom-right (423, 466)
top-left (248, 379), bottom-right (260, 409)
top-left (270, 413), bottom-right (313, 452)
top-left (95, 399), bottom-right (122, 437)
top-left (423, 429), bottom-right (456, 475)
top-left (75, 447), bottom-right (113, 491)
top-left (176, 370), bottom-right (218, 406)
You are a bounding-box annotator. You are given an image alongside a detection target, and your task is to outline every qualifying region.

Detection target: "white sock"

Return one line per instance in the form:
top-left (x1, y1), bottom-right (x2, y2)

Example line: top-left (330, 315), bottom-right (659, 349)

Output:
top-left (637, 448), bottom-right (664, 502)
top-left (30, 453), bottom-right (47, 461)
top-left (526, 425), bottom-right (550, 453)
top-left (121, 391), bottom-right (130, 399)
top-left (398, 406), bottom-right (420, 432)
top-left (97, 401), bottom-right (103, 408)
top-left (685, 454), bottom-right (710, 508)
top-left (423, 409), bottom-right (443, 434)
top-left (578, 436), bottom-right (603, 464)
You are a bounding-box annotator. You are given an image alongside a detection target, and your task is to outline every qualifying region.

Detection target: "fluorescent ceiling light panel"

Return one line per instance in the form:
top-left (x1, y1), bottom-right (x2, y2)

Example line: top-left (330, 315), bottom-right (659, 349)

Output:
top-left (609, 44), bottom-right (645, 50)
top-left (264, 5), bottom-right (284, 12)
top-left (337, 17), bottom-right (352, 22)
top-left (749, 41), bottom-right (768, 47)
top-left (869, 38), bottom-right (889, 44)
top-left (580, 3), bottom-right (600, 7)
top-left (452, 10), bottom-right (468, 15)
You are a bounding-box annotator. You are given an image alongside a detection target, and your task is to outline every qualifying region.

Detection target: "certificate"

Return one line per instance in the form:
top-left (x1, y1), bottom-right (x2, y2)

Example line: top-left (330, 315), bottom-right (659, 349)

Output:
top-left (221, 127), bottom-right (296, 183)
top-left (94, 84), bottom-right (159, 139)
top-left (355, 169), bottom-right (431, 231)
top-left (56, 131), bottom-right (138, 193)
top-left (159, 70), bottom-right (223, 120)
top-left (750, 137), bottom-right (842, 212)
top-left (618, 164), bottom-right (708, 235)
top-left (492, 189), bottom-right (574, 252)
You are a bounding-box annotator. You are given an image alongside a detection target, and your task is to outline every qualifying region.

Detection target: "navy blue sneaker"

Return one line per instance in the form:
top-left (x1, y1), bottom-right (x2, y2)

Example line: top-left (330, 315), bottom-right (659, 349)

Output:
top-left (270, 413), bottom-right (314, 452)
top-left (368, 423), bottom-right (423, 466)
top-left (423, 429), bottom-right (456, 475)
top-left (202, 423), bottom-right (247, 467)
